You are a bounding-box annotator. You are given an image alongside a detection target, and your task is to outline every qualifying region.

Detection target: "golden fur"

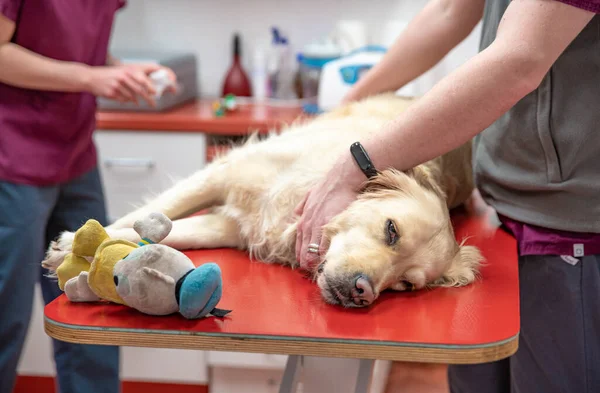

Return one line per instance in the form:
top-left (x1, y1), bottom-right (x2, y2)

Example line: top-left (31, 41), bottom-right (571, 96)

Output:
top-left (42, 93), bottom-right (483, 308)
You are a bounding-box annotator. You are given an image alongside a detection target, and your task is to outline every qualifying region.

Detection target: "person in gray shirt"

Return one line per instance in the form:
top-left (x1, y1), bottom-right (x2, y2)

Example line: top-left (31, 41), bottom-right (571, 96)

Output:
top-left (295, 1), bottom-right (600, 392)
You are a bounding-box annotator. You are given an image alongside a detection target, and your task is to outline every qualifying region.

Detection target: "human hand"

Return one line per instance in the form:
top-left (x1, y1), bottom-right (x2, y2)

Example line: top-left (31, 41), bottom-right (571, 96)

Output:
top-left (294, 161), bottom-right (362, 271)
top-left (84, 64), bottom-right (177, 106)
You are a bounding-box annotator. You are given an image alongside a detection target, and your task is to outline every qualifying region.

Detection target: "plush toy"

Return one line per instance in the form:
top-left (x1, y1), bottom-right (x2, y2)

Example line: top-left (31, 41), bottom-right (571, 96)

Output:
top-left (54, 212), bottom-right (231, 319)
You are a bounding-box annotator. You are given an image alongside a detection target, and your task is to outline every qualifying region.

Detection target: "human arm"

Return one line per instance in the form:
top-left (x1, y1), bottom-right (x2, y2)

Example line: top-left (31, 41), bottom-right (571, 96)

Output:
top-left (0, 14), bottom-right (174, 105)
top-left (106, 53), bottom-right (122, 66)
top-left (295, 0), bottom-right (595, 268)
top-left (342, 0), bottom-right (485, 103)
top-left (0, 13), bottom-right (92, 92)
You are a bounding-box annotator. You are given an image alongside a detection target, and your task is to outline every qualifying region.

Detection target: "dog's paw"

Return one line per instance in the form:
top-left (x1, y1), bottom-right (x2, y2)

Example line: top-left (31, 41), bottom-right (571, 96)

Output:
top-left (41, 231), bottom-right (75, 271)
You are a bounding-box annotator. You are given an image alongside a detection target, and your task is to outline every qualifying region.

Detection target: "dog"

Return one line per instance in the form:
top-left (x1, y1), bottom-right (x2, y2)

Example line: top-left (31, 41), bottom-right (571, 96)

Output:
top-left (42, 93), bottom-right (483, 308)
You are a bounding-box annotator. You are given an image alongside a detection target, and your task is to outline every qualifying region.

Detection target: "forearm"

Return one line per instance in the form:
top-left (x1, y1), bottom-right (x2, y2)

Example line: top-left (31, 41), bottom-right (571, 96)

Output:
top-left (345, 0), bottom-right (484, 102)
top-left (106, 53), bottom-right (122, 66)
top-left (340, 0), bottom-right (594, 188)
top-left (338, 45), bottom-right (533, 187)
top-left (359, 45), bottom-right (533, 176)
top-left (0, 42), bottom-right (90, 92)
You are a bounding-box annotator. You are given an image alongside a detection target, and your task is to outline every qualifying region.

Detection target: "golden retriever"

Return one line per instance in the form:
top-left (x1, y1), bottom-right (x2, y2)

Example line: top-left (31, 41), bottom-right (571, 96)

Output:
top-left (42, 93), bottom-right (483, 308)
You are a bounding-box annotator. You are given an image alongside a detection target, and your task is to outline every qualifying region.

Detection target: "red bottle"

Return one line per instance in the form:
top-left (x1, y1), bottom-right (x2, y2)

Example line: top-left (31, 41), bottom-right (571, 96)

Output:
top-left (222, 33), bottom-right (252, 97)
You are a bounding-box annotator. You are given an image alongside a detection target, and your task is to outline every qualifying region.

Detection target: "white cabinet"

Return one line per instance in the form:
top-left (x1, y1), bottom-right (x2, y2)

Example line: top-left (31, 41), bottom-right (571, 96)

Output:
top-left (210, 367), bottom-right (284, 393)
top-left (207, 351), bottom-right (288, 370)
top-left (94, 130), bottom-right (207, 223)
top-left (206, 352), bottom-right (288, 392)
top-left (94, 129), bottom-right (210, 384)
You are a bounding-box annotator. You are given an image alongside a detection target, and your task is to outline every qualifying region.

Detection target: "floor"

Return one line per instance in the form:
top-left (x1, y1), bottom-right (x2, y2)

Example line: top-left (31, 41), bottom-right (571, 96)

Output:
top-left (384, 362), bottom-right (449, 393)
top-left (13, 376), bottom-right (208, 393)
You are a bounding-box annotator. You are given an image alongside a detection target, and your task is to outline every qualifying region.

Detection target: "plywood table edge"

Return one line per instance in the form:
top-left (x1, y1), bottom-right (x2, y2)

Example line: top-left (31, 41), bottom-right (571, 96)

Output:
top-left (44, 317), bottom-right (518, 364)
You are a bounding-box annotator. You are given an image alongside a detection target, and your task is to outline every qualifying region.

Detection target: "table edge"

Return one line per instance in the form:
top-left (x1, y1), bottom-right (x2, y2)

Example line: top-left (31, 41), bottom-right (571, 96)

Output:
top-left (44, 316), bottom-right (518, 364)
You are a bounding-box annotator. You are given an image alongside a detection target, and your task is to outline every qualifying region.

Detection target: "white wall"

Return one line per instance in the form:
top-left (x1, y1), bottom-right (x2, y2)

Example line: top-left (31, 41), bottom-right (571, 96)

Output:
top-left (19, 0), bottom-right (482, 383)
top-left (109, 0), bottom-right (482, 97)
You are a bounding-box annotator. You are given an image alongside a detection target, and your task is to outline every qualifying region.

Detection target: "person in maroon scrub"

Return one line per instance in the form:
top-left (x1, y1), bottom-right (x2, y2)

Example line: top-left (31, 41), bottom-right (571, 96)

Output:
top-left (0, 1), bottom-right (175, 392)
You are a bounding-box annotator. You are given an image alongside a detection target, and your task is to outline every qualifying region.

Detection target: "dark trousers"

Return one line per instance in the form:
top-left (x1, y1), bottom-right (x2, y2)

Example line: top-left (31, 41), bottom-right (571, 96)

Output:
top-left (0, 168), bottom-right (119, 393)
top-left (449, 254), bottom-right (600, 393)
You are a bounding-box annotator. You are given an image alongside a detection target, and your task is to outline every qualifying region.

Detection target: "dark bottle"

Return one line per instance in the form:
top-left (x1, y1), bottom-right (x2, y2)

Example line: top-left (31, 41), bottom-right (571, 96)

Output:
top-left (222, 33), bottom-right (252, 97)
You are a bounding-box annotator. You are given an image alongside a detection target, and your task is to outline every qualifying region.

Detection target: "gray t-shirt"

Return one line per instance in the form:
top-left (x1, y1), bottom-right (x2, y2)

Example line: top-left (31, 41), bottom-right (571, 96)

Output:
top-left (473, 0), bottom-right (600, 233)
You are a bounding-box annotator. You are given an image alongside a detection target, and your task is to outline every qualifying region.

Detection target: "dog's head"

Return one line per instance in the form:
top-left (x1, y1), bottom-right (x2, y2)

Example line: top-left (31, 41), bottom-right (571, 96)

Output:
top-left (316, 168), bottom-right (482, 308)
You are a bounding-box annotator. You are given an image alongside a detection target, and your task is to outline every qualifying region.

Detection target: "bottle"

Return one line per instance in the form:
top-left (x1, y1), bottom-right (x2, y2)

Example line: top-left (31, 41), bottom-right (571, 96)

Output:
top-left (268, 27), bottom-right (297, 100)
top-left (274, 37), bottom-right (297, 100)
top-left (252, 44), bottom-right (268, 102)
top-left (222, 33), bottom-right (252, 97)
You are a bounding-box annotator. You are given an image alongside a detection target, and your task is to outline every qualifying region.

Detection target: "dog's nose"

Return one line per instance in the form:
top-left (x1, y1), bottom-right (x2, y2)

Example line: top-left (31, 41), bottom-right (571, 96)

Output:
top-left (351, 275), bottom-right (375, 306)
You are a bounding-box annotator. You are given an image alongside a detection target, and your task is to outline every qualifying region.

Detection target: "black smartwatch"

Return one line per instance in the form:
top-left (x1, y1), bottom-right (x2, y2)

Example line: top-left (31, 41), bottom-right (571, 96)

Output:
top-left (350, 142), bottom-right (378, 179)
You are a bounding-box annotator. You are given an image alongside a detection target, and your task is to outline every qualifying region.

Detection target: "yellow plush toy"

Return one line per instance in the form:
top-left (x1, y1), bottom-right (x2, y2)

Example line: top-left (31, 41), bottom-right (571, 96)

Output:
top-left (53, 212), bottom-right (230, 319)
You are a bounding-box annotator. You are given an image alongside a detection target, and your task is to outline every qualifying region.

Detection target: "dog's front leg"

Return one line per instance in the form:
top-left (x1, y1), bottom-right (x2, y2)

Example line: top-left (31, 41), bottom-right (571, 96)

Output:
top-left (109, 161), bottom-right (228, 230)
top-left (108, 214), bottom-right (242, 251)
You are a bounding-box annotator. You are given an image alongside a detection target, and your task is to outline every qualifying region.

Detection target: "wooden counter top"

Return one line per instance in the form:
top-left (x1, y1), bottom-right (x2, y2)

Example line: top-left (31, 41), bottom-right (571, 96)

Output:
top-left (96, 99), bottom-right (306, 136)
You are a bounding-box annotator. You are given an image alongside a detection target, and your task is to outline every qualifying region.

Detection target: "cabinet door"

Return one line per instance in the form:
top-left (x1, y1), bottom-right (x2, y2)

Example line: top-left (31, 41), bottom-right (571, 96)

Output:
top-left (94, 130), bottom-right (207, 222)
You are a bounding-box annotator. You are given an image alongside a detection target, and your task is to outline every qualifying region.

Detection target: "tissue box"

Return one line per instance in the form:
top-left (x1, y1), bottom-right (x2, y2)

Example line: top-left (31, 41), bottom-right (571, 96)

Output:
top-left (97, 51), bottom-right (198, 112)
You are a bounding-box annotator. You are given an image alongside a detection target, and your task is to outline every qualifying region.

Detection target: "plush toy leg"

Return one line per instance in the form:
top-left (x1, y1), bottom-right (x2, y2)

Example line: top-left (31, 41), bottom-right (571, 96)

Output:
top-left (72, 219), bottom-right (110, 257)
top-left (56, 254), bottom-right (91, 291)
top-left (64, 272), bottom-right (100, 302)
top-left (179, 263), bottom-right (231, 319)
top-left (44, 213), bottom-right (242, 274)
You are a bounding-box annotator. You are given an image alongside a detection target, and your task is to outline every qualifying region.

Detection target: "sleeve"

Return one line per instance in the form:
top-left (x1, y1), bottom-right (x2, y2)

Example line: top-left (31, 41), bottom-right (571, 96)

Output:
top-left (117, 0), bottom-right (127, 10)
top-left (0, 0), bottom-right (21, 22)
top-left (555, 0), bottom-right (600, 13)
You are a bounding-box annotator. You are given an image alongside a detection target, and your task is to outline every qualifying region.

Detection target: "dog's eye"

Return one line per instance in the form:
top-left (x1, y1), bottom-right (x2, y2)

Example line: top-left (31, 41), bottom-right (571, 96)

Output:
top-left (385, 219), bottom-right (399, 246)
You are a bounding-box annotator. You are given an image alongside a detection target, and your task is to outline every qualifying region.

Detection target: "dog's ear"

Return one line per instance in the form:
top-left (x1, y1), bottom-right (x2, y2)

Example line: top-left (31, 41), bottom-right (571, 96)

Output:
top-left (405, 166), bottom-right (446, 200)
top-left (362, 169), bottom-right (407, 193)
top-left (430, 243), bottom-right (484, 288)
top-left (362, 167), bottom-right (445, 200)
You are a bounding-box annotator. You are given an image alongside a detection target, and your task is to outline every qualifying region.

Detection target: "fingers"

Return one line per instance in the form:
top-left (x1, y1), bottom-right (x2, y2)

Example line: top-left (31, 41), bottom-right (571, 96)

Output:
top-left (296, 216), bottom-right (323, 270)
top-left (295, 221), bottom-right (303, 264)
top-left (119, 75), bottom-right (140, 105)
top-left (318, 231), bottom-right (330, 258)
top-left (294, 191), bottom-right (311, 263)
top-left (110, 80), bottom-right (136, 103)
top-left (138, 62), bottom-right (163, 75)
top-left (294, 190), bottom-right (310, 216)
top-left (304, 232), bottom-right (321, 270)
top-left (121, 73), bottom-right (146, 102)
top-left (127, 68), bottom-right (157, 107)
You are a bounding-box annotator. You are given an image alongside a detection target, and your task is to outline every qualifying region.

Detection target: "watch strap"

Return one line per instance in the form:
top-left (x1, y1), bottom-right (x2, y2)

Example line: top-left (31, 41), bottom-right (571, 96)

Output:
top-left (350, 142), bottom-right (378, 179)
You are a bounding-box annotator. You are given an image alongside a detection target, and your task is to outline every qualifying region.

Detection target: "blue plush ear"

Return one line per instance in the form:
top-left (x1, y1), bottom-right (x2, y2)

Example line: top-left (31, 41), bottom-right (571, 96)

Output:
top-left (178, 263), bottom-right (231, 319)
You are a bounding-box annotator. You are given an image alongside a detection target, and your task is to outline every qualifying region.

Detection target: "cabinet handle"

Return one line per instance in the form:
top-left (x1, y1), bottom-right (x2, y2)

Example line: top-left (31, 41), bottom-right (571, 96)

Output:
top-left (104, 158), bottom-right (155, 169)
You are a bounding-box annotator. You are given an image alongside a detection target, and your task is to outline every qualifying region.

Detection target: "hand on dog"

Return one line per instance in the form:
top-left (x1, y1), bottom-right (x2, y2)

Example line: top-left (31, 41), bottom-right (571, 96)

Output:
top-left (294, 164), bottom-right (360, 271)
